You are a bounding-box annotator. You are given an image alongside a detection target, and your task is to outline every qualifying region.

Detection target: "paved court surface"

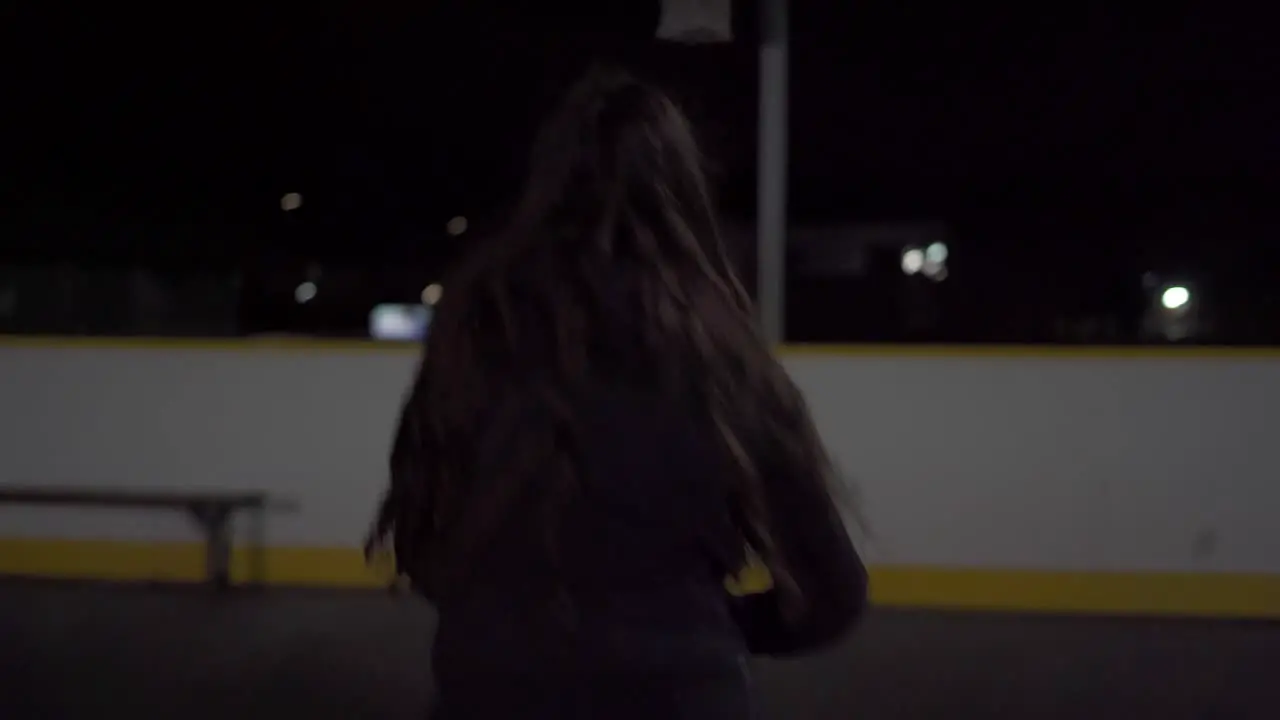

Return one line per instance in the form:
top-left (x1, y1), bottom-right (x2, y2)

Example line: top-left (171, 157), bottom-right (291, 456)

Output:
top-left (2, 579), bottom-right (1278, 719)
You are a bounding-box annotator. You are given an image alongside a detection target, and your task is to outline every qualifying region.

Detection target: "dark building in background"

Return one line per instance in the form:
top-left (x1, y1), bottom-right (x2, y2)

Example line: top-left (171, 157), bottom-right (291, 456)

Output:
top-left (3, 5), bottom-right (1278, 345)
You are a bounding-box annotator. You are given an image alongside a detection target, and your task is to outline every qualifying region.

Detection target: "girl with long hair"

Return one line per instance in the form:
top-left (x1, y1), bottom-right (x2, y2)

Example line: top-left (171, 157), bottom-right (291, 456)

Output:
top-left (369, 66), bottom-right (867, 719)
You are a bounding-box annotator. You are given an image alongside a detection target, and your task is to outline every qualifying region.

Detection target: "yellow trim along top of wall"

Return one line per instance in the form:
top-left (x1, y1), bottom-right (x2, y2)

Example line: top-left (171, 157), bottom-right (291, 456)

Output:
top-left (3, 334), bottom-right (1280, 359)
top-left (2, 538), bottom-right (1279, 619)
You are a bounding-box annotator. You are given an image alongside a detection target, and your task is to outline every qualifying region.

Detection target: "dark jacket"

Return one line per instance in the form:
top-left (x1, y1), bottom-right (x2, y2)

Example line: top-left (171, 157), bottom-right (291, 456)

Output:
top-left (425, 381), bottom-right (868, 720)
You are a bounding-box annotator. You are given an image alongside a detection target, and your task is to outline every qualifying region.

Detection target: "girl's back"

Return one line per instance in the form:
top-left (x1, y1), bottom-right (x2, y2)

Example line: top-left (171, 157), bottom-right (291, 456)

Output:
top-left (370, 66), bottom-right (869, 720)
top-left (430, 381), bottom-right (755, 720)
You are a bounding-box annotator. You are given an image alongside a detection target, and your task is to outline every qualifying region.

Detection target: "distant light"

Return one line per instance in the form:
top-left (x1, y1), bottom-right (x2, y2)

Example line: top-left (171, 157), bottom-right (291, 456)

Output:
top-left (421, 283), bottom-right (443, 306)
top-left (294, 281), bottom-right (317, 304)
top-left (370, 304), bottom-right (432, 341)
top-left (901, 248), bottom-right (924, 275)
top-left (446, 216), bottom-right (468, 236)
top-left (925, 242), bottom-right (949, 264)
top-left (281, 193), bottom-right (303, 212)
top-left (1161, 285), bottom-right (1190, 311)
top-left (922, 257), bottom-right (947, 279)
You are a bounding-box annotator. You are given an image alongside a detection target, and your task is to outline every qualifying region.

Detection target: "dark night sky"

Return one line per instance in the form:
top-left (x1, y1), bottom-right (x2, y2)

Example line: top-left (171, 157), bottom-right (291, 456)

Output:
top-left (6, 3), bottom-right (1278, 262)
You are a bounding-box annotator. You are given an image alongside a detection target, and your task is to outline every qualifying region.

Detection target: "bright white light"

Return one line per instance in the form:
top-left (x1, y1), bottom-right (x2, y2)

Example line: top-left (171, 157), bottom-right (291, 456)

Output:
top-left (925, 241), bottom-right (949, 264)
top-left (421, 283), bottom-right (443, 306)
top-left (1161, 286), bottom-right (1190, 310)
top-left (370, 304), bottom-right (432, 341)
top-left (446, 216), bottom-right (468, 236)
top-left (280, 193), bottom-right (303, 212)
top-left (294, 281), bottom-right (317, 304)
top-left (901, 248), bottom-right (924, 275)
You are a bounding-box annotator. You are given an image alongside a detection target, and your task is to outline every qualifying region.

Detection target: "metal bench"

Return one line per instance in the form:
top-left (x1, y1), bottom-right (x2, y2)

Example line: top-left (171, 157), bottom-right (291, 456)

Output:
top-left (0, 486), bottom-right (270, 589)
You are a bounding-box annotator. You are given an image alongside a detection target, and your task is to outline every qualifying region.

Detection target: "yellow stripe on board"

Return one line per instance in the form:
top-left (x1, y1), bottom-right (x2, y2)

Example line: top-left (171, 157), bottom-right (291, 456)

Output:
top-left (869, 566), bottom-right (1280, 619)
top-left (2, 334), bottom-right (1280, 359)
top-left (0, 538), bottom-right (389, 588)
top-left (0, 335), bottom-right (422, 354)
top-left (2, 538), bottom-right (1279, 618)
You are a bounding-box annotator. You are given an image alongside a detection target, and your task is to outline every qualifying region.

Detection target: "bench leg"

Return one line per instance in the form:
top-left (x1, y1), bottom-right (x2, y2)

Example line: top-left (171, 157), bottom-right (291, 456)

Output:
top-left (189, 504), bottom-right (234, 590)
top-left (248, 504), bottom-right (267, 588)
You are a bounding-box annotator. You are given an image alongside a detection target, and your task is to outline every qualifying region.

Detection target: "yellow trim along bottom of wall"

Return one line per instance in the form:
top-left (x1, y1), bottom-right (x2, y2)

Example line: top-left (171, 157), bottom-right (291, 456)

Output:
top-left (2, 538), bottom-right (1279, 619)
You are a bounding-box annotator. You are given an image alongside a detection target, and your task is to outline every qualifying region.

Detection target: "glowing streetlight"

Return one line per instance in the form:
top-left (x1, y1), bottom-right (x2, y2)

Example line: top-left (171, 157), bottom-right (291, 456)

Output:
top-left (901, 248), bottom-right (924, 275)
top-left (446, 216), bottom-right (468, 236)
top-left (925, 241), bottom-right (948, 264)
top-left (421, 283), bottom-right (443, 306)
top-left (280, 193), bottom-right (303, 212)
top-left (294, 281), bottom-right (317, 304)
top-left (1161, 286), bottom-right (1190, 311)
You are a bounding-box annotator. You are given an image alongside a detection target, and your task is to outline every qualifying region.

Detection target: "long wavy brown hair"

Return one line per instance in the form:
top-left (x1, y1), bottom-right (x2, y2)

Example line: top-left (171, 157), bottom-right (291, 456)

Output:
top-left (368, 66), bottom-right (850, 607)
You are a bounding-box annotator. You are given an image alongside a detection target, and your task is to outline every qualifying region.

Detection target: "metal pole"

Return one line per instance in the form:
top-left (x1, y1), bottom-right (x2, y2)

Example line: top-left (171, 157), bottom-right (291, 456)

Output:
top-left (757, 0), bottom-right (788, 346)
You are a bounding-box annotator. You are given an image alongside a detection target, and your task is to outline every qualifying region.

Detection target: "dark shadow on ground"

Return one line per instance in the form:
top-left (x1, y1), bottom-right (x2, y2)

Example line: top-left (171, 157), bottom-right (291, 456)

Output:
top-left (1, 579), bottom-right (1277, 719)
